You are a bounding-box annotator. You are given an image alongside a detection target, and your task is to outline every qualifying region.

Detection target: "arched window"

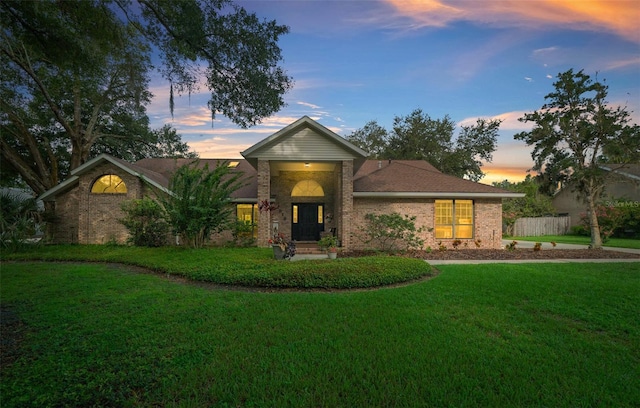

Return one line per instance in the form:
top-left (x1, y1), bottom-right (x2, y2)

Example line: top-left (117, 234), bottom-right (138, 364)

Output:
top-left (91, 174), bottom-right (127, 194)
top-left (291, 180), bottom-right (324, 197)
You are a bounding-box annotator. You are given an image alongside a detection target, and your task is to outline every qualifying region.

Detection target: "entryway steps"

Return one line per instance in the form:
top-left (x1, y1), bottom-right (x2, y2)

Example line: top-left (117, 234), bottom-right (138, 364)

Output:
top-left (295, 242), bottom-right (324, 255)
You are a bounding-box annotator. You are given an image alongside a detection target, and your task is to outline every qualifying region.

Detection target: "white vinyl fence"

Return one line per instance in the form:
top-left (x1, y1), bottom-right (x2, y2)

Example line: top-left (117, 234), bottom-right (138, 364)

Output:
top-left (512, 216), bottom-right (571, 237)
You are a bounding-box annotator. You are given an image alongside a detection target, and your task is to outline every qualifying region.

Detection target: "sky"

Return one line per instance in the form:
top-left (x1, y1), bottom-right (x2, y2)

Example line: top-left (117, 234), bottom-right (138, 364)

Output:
top-left (145, 0), bottom-right (640, 185)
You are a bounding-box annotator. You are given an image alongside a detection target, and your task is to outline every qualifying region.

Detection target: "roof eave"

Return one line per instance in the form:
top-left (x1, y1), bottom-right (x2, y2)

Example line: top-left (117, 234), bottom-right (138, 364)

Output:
top-left (353, 192), bottom-right (526, 199)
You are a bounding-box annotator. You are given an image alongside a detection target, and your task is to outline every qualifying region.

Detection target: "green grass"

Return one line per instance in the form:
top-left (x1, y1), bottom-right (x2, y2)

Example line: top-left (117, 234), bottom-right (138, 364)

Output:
top-left (2, 261), bottom-right (639, 407)
top-left (1, 245), bottom-right (432, 289)
top-left (511, 235), bottom-right (640, 249)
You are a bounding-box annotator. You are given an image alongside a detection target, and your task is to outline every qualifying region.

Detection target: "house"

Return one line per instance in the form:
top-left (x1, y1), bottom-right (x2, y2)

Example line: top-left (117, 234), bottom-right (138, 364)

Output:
top-left (552, 164), bottom-right (640, 227)
top-left (39, 116), bottom-right (522, 249)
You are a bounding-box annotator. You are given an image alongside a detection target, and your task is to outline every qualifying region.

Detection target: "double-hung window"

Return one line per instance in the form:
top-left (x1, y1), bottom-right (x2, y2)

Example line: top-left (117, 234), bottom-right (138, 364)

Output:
top-left (435, 199), bottom-right (473, 239)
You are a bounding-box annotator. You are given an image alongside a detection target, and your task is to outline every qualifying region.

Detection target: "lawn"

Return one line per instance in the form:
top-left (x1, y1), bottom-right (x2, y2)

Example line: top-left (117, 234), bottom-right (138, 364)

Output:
top-left (2, 260), bottom-right (639, 407)
top-left (510, 235), bottom-right (640, 249)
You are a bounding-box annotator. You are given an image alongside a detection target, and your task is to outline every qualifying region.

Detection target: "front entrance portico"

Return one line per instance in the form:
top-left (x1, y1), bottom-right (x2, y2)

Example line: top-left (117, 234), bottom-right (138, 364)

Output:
top-left (240, 116), bottom-right (368, 249)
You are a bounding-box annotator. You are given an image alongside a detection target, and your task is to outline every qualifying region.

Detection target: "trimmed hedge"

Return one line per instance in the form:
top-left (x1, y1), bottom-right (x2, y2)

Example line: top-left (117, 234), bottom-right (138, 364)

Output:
top-left (2, 245), bottom-right (433, 289)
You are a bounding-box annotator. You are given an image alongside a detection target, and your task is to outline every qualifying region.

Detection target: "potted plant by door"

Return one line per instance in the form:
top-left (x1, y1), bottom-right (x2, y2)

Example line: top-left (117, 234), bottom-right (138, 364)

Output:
top-left (318, 235), bottom-right (339, 259)
top-left (269, 232), bottom-right (296, 260)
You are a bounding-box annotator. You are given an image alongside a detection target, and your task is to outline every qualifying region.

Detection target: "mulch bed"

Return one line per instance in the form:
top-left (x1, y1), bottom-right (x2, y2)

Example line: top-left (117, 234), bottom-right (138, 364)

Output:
top-left (342, 248), bottom-right (640, 260)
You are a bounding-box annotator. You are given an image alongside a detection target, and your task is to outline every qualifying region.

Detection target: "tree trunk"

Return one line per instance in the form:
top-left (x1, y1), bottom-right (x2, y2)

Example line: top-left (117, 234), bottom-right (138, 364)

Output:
top-left (586, 193), bottom-right (603, 249)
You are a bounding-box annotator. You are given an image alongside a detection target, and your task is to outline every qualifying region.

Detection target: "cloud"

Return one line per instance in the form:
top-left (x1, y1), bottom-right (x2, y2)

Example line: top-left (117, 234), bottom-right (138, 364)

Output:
top-left (546, 74), bottom-right (553, 79)
top-left (602, 56), bottom-right (640, 71)
top-left (385, 0), bottom-right (640, 43)
top-left (297, 101), bottom-right (322, 109)
top-left (524, 77), bottom-right (533, 82)
top-left (458, 111), bottom-right (534, 131)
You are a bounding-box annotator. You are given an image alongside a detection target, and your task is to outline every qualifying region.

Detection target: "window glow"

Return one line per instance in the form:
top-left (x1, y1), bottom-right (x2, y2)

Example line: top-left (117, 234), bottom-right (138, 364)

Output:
top-left (291, 180), bottom-right (324, 197)
top-left (91, 175), bottom-right (127, 194)
top-left (435, 199), bottom-right (473, 239)
top-left (236, 204), bottom-right (258, 238)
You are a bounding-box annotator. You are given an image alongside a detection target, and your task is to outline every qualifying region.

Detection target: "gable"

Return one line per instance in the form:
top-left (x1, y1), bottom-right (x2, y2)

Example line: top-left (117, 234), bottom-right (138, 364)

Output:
top-left (251, 127), bottom-right (360, 161)
top-left (241, 116), bottom-right (368, 167)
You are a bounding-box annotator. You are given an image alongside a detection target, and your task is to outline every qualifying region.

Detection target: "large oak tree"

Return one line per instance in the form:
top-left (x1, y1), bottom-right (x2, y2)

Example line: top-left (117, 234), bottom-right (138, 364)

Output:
top-left (515, 69), bottom-right (640, 248)
top-left (1, 0), bottom-right (292, 195)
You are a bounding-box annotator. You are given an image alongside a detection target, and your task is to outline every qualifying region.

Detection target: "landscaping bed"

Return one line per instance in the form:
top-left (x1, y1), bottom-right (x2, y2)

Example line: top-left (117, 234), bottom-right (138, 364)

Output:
top-left (343, 248), bottom-right (640, 260)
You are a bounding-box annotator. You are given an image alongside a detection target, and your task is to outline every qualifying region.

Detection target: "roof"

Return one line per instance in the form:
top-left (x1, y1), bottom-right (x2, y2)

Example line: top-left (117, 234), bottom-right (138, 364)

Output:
top-left (135, 158), bottom-right (257, 201)
top-left (353, 160), bottom-right (523, 198)
top-left (39, 154), bottom-right (170, 201)
top-left (40, 155), bottom-right (522, 201)
top-left (600, 164), bottom-right (640, 181)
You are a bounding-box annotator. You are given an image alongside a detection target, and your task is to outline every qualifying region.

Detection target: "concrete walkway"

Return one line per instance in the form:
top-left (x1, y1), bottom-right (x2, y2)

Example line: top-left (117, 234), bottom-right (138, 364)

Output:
top-left (292, 240), bottom-right (640, 264)
top-left (426, 240), bottom-right (640, 265)
top-left (501, 239), bottom-right (640, 254)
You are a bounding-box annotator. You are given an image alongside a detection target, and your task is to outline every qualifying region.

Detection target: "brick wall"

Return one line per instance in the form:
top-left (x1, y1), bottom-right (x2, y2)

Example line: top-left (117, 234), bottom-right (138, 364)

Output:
top-left (48, 163), bottom-right (152, 245)
top-left (257, 159), bottom-right (271, 246)
top-left (49, 188), bottom-right (80, 244)
top-left (77, 163), bottom-right (145, 244)
top-left (351, 197), bottom-right (503, 250)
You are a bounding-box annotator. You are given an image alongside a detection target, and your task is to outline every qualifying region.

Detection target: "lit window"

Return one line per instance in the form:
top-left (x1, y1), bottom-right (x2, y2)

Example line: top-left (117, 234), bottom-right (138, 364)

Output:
top-left (292, 205), bottom-right (298, 223)
top-left (91, 175), bottom-right (127, 194)
top-left (291, 180), bottom-right (324, 197)
top-left (236, 204), bottom-right (258, 238)
top-left (435, 200), bottom-right (473, 239)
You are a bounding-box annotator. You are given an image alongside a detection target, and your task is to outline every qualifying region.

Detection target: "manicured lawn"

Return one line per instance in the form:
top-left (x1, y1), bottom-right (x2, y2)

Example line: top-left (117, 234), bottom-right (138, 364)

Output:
top-left (2, 261), bottom-right (639, 407)
top-left (511, 235), bottom-right (640, 249)
top-left (1, 245), bottom-right (432, 289)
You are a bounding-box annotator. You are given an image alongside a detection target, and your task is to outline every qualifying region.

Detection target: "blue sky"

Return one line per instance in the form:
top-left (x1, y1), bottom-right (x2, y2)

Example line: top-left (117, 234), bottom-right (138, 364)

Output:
top-left (146, 0), bottom-right (640, 185)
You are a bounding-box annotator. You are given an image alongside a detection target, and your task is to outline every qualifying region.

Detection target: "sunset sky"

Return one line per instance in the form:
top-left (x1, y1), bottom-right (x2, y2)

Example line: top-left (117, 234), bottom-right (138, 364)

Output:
top-left (146, 0), bottom-right (640, 185)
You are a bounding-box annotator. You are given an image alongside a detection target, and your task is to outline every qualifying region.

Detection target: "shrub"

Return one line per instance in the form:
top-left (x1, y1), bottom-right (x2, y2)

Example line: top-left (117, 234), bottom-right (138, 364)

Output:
top-left (570, 225), bottom-right (589, 236)
top-left (360, 213), bottom-right (424, 252)
top-left (533, 242), bottom-right (542, 251)
top-left (120, 198), bottom-right (169, 247)
top-left (0, 190), bottom-right (42, 252)
top-left (231, 220), bottom-right (256, 247)
top-left (505, 240), bottom-right (518, 250)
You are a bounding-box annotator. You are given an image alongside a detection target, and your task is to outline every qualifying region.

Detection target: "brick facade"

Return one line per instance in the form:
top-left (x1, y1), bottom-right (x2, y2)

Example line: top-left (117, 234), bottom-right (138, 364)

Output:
top-left (257, 159), bottom-right (271, 246)
top-left (351, 197), bottom-right (503, 250)
top-left (50, 162), bottom-right (158, 244)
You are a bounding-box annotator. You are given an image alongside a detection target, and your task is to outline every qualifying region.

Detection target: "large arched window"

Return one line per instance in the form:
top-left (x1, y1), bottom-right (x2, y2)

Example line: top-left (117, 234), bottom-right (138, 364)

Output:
top-left (291, 179), bottom-right (324, 197)
top-left (91, 174), bottom-right (127, 194)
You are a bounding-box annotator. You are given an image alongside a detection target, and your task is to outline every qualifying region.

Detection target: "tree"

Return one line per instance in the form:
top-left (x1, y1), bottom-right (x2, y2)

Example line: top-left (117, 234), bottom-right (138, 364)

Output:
top-left (159, 160), bottom-right (244, 248)
top-left (515, 69), bottom-right (640, 248)
top-left (347, 109), bottom-right (500, 181)
top-left (91, 124), bottom-right (198, 161)
top-left (346, 120), bottom-right (389, 158)
top-left (493, 176), bottom-right (556, 235)
top-left (1, 0), bottom-right (292, 196)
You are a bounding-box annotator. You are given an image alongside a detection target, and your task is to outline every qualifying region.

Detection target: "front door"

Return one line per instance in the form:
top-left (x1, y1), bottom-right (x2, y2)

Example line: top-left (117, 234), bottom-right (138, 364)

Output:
top-left (292, 203), bottom-right (324, 241)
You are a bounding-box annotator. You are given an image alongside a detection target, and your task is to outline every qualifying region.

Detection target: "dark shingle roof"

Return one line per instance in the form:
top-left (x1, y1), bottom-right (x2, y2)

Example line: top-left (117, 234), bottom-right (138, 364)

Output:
top-left (354, 160), bottom-right (511, 194)
top-left (134, 158), bottom-right (257, 199)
